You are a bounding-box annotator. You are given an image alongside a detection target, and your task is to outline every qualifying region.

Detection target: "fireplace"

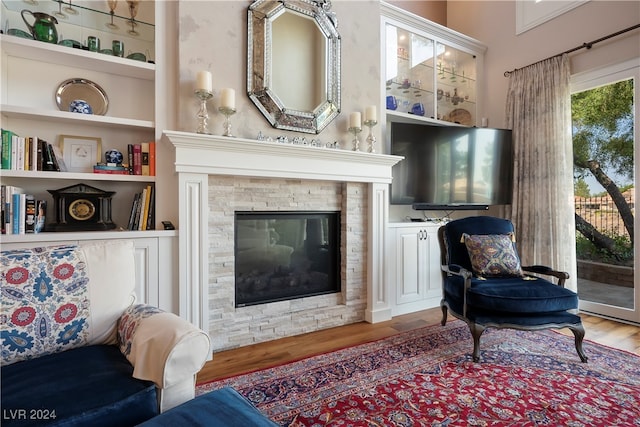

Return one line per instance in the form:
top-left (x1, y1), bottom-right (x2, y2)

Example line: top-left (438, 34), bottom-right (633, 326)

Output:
top-left (235, 211), bottom-right (341, 307)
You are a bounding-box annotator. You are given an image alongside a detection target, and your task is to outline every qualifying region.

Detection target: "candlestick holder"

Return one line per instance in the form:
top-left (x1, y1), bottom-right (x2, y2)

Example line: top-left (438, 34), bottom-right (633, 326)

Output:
top-left (364, 119), bottom-right (378, 153)
top-left (348, 126), bottom-right (362, 151)
top-left (219, 106), bottom-right (237, 137)
top-left (195, 89), bottom-right (213, 134)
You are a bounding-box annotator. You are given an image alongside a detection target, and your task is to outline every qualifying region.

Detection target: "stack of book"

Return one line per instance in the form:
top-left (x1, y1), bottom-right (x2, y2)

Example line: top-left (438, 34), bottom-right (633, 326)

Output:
top-left (127, 185), bottom-right (155, 230)
top-left (1, 129), bottom-right (66, 172)
top-left (94, 142), bottom-right (156, 176)
top-left (126, 142), bottom-right (156, 176)
top-left (1, 186), bottom-right (46, 234)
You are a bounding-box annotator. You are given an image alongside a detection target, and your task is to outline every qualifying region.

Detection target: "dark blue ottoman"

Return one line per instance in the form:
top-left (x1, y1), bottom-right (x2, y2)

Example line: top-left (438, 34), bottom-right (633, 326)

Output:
top-left (137, 387), bottom-right (278, 426)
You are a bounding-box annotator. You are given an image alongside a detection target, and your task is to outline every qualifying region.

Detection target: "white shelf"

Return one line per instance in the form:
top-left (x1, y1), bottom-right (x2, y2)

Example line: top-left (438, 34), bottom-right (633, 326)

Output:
top-left (1, 104), bottom-right (154, 130)
top-left (0, 229), bottom-right (177, 244)
top-left (0, 35), bottom-right (155, 81)
top-left (0, 170), bottom-right (156, 183)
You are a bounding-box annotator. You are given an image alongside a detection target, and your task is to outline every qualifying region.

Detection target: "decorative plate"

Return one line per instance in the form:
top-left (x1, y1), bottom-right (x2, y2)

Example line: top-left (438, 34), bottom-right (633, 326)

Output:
top-left (55, 78), bottom-right (109, 115)
top-left (446, 108), bottom-right (472, 126)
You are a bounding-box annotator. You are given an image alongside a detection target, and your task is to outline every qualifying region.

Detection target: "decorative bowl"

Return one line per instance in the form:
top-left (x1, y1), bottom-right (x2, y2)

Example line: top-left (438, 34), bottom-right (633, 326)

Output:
top-left (105, 149), bottom-right (124, 165)
top-left (69, 99), bottom-right (93, 114)
top-left (7, 28), bottom-right (33, 39)
top-left (126, 52), bottom-right (146, 62)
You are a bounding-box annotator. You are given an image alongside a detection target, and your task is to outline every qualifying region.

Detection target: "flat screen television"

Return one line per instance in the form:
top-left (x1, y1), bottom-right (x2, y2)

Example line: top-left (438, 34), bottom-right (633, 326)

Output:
top-left (390, 122), bottom-right (514, 210)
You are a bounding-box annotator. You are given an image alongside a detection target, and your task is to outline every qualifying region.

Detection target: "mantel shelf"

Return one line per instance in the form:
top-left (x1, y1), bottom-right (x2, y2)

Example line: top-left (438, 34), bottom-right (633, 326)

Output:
top-left (163, 130), bottom-right (403, 184)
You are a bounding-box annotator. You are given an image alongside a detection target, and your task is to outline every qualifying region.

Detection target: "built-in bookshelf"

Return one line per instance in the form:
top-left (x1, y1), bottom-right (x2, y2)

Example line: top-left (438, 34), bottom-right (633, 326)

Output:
top-left (0, 0), bottom-right (159, 239)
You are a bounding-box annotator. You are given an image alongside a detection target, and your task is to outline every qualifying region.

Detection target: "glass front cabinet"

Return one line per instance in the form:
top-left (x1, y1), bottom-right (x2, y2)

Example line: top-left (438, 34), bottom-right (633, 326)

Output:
top-left (381, 3), bottom-right (486, 127)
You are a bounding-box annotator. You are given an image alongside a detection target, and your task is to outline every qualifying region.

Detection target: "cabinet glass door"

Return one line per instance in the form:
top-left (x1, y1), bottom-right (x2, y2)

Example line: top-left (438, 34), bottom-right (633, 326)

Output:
top-left (385, 23), bottom-right (477, 126)
top-left (435, 43), bottom-right (476, 126)
top-left (385, 24), bottom-right (436, 118)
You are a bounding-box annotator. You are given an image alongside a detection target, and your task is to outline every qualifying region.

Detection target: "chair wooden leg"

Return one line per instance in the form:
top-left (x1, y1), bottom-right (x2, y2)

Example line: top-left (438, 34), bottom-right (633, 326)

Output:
top-left (469, 323), bottom-right (485, 362)
top-left (440, 302), bottom-right (448, 326)
top-left (570, 324), bottom-right (588, 363)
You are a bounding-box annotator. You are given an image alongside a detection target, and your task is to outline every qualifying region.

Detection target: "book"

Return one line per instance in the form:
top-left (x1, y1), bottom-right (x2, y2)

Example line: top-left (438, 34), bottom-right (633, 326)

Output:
top-left (132, 144), bottom-right (142, 175)
top-left (133, 190), bottom-right (144, 231)
top-left (1, 129), bottom-right (14, 170)
top-left (24, 195), bottom-right (36, 233)
top-left (47, 144), bottom-right (61, 171)
top-left (139, 186), bottom-right (150, 230)
top-left (127, 144), bottom-right (134, 174)
top-left (50, 144), bottom-right (67, 172)
top-left (93, 169), bottom-right (130, 175)
top-left (35, 200), bottom-right (46, 233)
top-left (15, 136), bottom-right (25, 171)
top-left (36, 138), bottom-right (45, 171)
top-left (149, 141), bottom-right (156, 176)
top-left (145, 185), bottom-right (155, 230)
top-left (1, 185), bottom-right (5, 234)
top-left (10, 134), bottom-right (19, 170)
top-left (93, 164), bottom-right (128, 174)
top-left (127, 193), bottom-right (141, 230)
top-left (141, 142), bottom-right (150, 176)
top-left (41, 141), bottom-right (56, 171)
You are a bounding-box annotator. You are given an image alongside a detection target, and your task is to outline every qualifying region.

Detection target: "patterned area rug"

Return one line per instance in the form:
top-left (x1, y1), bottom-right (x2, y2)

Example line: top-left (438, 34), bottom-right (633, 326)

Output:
top-left (196, 321), bottom-right (640, 426)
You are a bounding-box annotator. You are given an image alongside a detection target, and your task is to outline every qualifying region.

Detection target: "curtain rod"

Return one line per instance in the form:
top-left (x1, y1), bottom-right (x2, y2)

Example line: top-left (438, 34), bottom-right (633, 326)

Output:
top-left (504, 23), bottom-right (640, 77)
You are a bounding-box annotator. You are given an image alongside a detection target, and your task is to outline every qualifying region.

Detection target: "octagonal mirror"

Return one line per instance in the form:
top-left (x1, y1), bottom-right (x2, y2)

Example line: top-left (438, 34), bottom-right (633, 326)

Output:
top-left (248, 0), bottom-right (341, 134)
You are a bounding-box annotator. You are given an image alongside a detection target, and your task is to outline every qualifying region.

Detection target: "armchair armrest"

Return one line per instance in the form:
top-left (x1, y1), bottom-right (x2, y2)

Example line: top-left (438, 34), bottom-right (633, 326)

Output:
top-left (117, 304), bottom-right (211, 411)
top-left (522, 265), bottom-right (569, 286)
top-left (441, 263), bottom-right (473, 279)
top-left (441, 264), bottom-right (473, 317)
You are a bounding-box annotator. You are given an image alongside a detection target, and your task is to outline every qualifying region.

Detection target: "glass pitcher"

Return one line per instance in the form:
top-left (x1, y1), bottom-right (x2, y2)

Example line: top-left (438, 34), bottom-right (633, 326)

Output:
top-left (21, 10), bottom-right (59, 44)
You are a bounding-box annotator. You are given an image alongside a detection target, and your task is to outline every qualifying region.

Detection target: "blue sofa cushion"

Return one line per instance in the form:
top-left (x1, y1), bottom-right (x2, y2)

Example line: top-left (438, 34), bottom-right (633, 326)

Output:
top-left (1, 344), bottom-right (158, 427)
top-left (444, 275), bottom-right (578, 314)
top-left (138, 387), bottom-right (278, 427)
top-left (442, 294), bottom-right (582, 327)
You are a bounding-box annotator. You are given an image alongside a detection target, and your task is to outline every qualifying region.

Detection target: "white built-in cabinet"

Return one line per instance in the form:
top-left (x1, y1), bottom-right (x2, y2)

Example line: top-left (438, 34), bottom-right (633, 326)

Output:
top-left (1, 1), bottom-right (177, 311)
top-left (1, 233), bottom-right (177, 311)
top-left (382, 3), bottom-right (486, 316)
top-left (380, 2), bottom-right (486, 129)
top-left (388, 223), bottom-right (442, 316)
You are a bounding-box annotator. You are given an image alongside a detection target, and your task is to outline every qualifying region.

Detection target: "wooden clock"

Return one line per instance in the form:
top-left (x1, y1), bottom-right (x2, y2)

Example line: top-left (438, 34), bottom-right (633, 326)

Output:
top-left (47, 183), bottom-right (116, 231)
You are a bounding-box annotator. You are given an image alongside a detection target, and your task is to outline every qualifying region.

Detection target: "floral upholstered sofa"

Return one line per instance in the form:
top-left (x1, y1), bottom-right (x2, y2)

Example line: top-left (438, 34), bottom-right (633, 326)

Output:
top-left (0, 240), bottom-right (211, 426)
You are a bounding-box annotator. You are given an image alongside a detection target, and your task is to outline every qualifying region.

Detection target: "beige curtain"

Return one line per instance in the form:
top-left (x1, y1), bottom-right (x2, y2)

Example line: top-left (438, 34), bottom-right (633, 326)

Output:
top-left (505, 54), bottom-right (577, 291)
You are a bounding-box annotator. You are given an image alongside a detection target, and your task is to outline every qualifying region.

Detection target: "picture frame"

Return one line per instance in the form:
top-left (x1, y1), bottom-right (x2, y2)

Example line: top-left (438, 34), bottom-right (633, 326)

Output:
top-left (59, 135), bottom-right (102, 173)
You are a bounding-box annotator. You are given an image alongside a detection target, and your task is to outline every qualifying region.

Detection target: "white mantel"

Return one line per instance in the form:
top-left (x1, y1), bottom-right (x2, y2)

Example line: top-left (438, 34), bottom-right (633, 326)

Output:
top-left (166, 130), bottom-right (401, 183)
top-left (163, 130), bottom-right (403, 332)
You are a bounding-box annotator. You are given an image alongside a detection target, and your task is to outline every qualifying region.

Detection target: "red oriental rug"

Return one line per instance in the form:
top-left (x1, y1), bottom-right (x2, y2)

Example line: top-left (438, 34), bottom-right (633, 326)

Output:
top-left (196, 321), bottom-right (640, 426)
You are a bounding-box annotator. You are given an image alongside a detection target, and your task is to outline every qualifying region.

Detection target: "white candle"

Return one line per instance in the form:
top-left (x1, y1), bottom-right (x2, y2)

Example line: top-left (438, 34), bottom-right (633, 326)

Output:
top-left (196, 70), bottom-right (212, 92)
top-left (365, 105), bottom-right (377, 123)
top-left (349, 112), bottom-right (361, 129)
top-left (221, 88), bottom-right (236, 109)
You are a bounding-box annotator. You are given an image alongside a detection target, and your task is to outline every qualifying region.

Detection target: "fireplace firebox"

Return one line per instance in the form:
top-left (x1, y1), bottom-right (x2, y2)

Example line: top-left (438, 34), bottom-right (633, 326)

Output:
top-left (234, 211), bottom-right (341, 307)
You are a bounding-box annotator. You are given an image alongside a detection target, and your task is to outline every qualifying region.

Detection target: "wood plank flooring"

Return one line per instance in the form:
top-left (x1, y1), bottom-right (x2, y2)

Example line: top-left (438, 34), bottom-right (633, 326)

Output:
top-left (196, 307), bottom-right (640, 385)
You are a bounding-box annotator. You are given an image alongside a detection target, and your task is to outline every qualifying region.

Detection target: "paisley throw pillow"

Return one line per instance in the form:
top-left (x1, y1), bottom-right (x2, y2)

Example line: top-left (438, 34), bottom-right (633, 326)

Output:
top-left (462, 233), bottom-right (523, 278)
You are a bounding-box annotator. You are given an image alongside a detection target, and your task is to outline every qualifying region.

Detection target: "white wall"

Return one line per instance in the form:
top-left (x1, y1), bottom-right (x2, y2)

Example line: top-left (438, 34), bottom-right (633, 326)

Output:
top-left (176, 0), bottom-right (382, 147)
top-left (446, 1), bottom-right (640, 130)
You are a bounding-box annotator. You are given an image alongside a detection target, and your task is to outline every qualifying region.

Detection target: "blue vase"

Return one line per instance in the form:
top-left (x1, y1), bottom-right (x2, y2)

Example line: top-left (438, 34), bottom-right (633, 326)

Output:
top-left (105, 149), bottom-right (124, 165)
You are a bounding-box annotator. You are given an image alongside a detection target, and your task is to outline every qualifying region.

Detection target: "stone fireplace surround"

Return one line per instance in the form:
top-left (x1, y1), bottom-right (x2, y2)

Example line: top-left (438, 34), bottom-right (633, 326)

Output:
top-left (164, 131), bottom-right (402, 351)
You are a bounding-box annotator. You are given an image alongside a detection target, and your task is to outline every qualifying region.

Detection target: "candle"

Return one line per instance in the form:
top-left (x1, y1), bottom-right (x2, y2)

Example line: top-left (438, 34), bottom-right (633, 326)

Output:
top-left (220, 88), bottom-right (236, 110)
top-left (196, 70), bottom-right (212, 92)
top-left (349, 112), bottom-right (361, 129)
top-left (365, 105), bottom-right (377, 123)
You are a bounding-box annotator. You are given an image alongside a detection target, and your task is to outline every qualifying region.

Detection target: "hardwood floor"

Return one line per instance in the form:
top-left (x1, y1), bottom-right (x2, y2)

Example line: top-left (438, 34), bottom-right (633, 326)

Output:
top-left (196, 307), bottom-right (640, 385)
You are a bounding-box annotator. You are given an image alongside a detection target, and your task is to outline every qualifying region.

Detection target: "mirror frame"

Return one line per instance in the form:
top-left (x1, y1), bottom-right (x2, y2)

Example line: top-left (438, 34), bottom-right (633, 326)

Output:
top-left (248, 0), bottom-right (341, 134)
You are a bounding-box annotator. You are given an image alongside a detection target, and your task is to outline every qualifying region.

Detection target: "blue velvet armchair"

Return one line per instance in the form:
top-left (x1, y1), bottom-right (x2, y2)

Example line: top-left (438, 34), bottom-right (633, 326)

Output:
top-left (438, 216), bottom-right (587, 363)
